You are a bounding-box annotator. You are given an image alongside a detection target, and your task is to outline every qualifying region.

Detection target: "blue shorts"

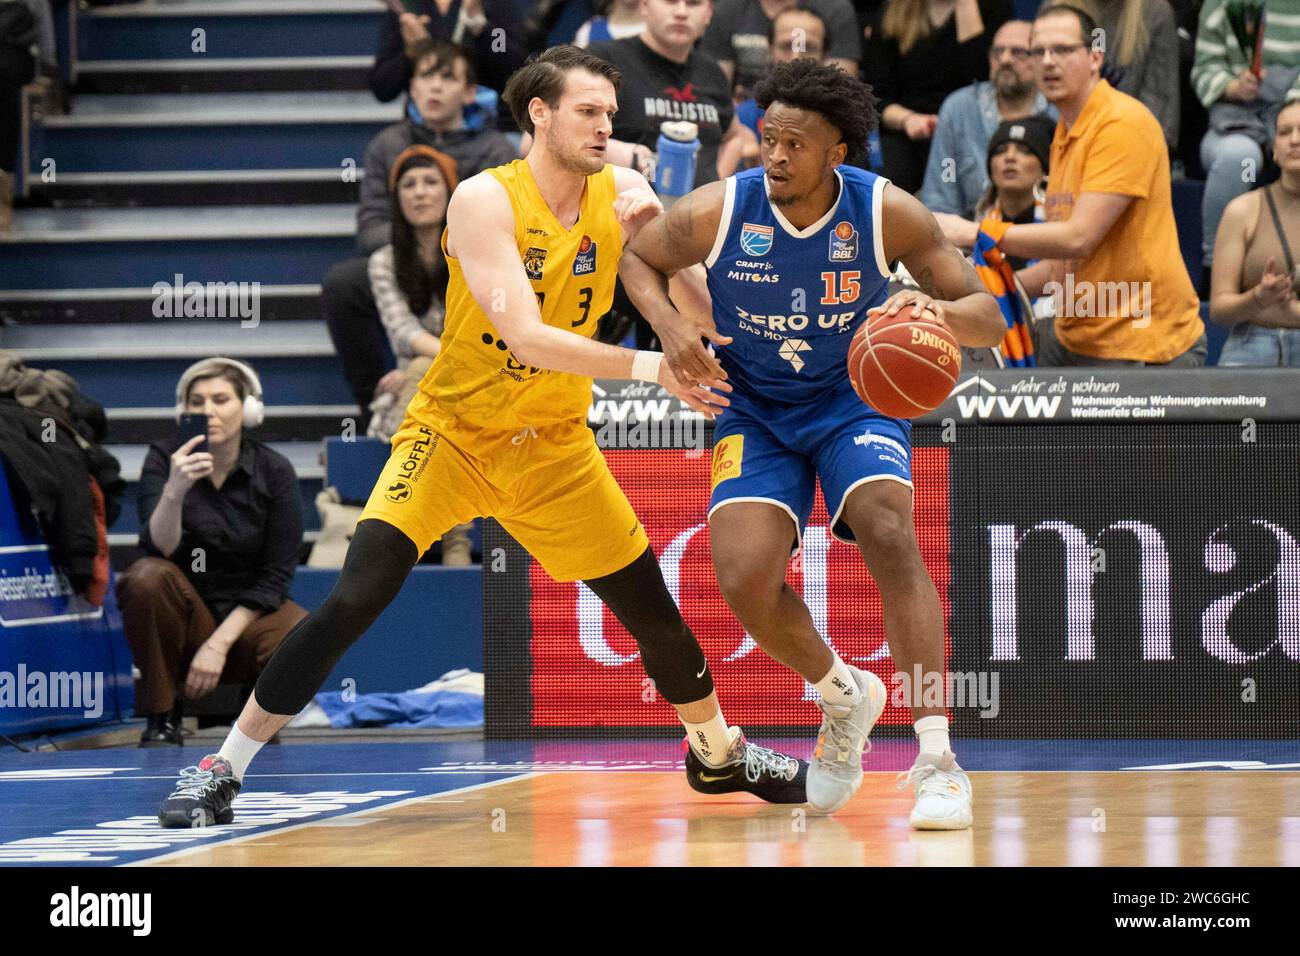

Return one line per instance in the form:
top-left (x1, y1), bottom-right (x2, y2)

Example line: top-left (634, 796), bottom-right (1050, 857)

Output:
top-left (708, 385), bottom-right (912, 547)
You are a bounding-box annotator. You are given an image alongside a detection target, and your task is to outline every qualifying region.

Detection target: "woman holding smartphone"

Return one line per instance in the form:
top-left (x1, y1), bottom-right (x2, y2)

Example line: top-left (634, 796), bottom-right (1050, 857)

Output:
top-left (115, 358), bottom-right (308, 746)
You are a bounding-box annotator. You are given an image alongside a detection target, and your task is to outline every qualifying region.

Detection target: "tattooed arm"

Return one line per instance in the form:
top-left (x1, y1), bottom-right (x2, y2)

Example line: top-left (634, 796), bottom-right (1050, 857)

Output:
top-left (881, 183), bottom-right (1006, 348)
top-left (621, 182), bottom-right (733, 385)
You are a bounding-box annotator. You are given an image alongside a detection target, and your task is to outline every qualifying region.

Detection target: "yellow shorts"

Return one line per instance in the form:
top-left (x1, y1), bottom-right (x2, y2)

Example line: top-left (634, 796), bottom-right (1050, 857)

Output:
top-left (357, 391), bottom-right (649, 582)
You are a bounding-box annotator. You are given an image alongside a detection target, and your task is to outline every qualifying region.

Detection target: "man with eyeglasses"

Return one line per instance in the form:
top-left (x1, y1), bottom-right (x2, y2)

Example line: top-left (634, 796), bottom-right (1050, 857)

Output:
top-left (935, 3), bottom-right (1205, 367)
top-left (919, 19), bottom-right (1057, 218)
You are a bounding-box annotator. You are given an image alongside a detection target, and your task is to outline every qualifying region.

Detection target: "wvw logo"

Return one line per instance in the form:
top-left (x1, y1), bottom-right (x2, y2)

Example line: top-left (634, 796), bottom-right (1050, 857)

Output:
top-left (956, 394), bottom-right (1061, 419)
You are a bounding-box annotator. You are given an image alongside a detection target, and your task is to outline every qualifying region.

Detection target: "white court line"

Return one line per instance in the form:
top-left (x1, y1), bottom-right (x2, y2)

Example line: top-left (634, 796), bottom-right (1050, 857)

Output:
top-left (8, 767), bottom-right (1300, 783)
top-left (2, 771), bottom-right (535, 782)
top-left (126, 773), bottom-right (538, 867)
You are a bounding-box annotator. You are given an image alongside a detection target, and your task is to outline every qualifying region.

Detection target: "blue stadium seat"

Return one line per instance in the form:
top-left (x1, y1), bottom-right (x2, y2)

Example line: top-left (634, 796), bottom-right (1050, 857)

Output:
top-left (1201, 300), bottom-right (1231, 366)
top-left (290, 567), bottom-right (483, 694)
top-left (324, 436), bottom-right (392, 504)
top-left (1171, 178), bottom-right (1205, 293)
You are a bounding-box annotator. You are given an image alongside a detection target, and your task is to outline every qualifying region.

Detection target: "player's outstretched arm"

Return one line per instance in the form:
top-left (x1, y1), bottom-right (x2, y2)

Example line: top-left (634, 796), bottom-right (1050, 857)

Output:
top-left (610, 165), bottom-right (717, 357)
top-left (621, 181), bottom-right (733, 385)
top-left (610, 165), bottom-right (666, 245)
top-left (445, 173), bottom-right (731, 417)
top-left (881, 183), bottom-right (1006, 349)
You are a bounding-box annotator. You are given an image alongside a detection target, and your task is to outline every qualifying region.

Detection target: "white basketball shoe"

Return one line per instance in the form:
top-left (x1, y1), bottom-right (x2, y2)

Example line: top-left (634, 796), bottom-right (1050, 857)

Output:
top-left (806, 666), bottom-right (888, 813)
top-left (899, 750), bottom-right (973, 830)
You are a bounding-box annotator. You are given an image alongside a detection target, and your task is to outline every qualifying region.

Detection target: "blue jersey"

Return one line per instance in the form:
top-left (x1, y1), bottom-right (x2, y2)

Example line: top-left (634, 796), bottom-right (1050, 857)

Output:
top-left (704, 165), bottom-right (892, 405)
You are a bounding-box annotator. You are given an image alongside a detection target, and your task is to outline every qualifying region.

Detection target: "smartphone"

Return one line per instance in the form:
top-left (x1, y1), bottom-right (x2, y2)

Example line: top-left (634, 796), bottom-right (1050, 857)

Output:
top-left (177, 413), bottom-right (209, 453)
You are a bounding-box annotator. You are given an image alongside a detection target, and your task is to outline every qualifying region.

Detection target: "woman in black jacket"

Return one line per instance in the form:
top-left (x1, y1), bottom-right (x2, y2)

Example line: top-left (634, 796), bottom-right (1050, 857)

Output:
top-left (115, 358), bottom-right (307, 746)
top-left (862, 0), bottom-right (1013, 193)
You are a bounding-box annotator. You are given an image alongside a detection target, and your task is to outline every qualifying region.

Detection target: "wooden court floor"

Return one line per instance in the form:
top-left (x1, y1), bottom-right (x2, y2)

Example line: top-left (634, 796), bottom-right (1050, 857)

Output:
top-left (148, 770), bottom-right (1300, 867)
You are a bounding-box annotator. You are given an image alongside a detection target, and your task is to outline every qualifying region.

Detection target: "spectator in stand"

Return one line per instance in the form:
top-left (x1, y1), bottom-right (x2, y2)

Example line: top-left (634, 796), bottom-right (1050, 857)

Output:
top-left (325, 42), bottom-right (517, 422)
top-left (366, 146), bottom-right (474, 561)
top-left (1, 0), bottom-right (55, 232)
top-left (1210, 99), bottom-right (1300, 365)
top-left (1193, 0), bottom-right (1300, 275)
top-left (369, 145), bottom-right (452, 433)
top-left (587, 0), bottom-right (756, 349)
top-left (524, 0), bottom-right (598, 52)
top-left (701, 0), bottom-right (861, 96)
top-left (726, 6), bottom-right (874, 170)
top-left (1075, 0), bottom-right (1180, 149)
top-left (370, 0), bottom-right (526, 129)
top-left (935, 4), bottom-right (1205, 366)
top-left (919, 19), bottom-right (1057, 217)
top-left (117, 359), bottom-right (307, 747)
top-left (733, 6), bottom-right (829, 137)
top-left (973, 115), bottom-right (1057, 269)
top-left (1171, 0), bottom-right (1208, 176)
top-left (587, 0), bottom-right (755, 187)
top-left (574, 0), bottom-right (646, 45)
top-left (863, 0), bottom-right (1014, 194)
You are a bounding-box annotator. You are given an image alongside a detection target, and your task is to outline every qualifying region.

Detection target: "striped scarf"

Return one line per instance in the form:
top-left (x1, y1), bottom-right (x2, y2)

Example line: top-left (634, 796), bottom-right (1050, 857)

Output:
top-left (971, 216), bottom-right (1035, 367)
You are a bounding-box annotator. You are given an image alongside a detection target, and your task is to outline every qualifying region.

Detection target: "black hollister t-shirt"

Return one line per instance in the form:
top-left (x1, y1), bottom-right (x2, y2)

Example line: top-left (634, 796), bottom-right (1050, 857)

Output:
top-left (587, 37), bottom-right (734, 189)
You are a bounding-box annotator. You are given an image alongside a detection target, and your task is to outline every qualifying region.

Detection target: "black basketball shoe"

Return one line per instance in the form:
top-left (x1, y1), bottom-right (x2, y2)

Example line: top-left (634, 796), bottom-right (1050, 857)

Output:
top-left (158, 755), bottom-right (241, 828)
top-left (684, 729), bottom-right (807, 804)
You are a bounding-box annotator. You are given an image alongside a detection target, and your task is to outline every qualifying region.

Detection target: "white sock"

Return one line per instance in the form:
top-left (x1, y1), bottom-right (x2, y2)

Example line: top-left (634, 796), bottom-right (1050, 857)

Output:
top-left (682, 712), bottom-right (733, 768)
top-left (914, 715), bottom-right (951, 756)
top-left (218, 723), bottom-right (267, 781)
top-left (813, 651), bottom-right (859, 707)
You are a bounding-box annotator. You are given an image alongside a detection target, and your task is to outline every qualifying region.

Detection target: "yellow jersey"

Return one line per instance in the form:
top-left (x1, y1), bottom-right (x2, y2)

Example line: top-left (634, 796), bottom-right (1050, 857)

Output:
top-left (417, 159), bottom-right (621, 431)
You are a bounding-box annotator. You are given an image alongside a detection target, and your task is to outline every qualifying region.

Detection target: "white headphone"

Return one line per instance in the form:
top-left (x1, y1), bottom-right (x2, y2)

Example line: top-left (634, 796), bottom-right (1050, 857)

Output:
top-left (174, 357), bottom-right (266, 428)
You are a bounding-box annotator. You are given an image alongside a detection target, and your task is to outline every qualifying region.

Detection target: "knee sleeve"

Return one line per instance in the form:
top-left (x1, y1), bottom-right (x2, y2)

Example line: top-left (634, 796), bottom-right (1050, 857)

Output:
top-left (582, 546), bottom-right (714, 705)
top-left (254, 519), bottom-right (419, 715)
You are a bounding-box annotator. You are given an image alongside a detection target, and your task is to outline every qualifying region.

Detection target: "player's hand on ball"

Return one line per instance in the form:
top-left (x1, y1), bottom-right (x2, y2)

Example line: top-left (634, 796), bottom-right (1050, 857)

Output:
top-left (658, 311), bottom-right (731, 386)
top-left (873, 290), bottom-right (946, 328)
top-left (613, 187), bottom-right (663, 236)
top-left (658, 360), bottom-right (732, 419)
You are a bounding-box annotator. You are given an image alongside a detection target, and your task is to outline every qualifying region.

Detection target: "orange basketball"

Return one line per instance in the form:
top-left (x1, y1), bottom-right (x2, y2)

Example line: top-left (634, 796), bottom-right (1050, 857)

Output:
top-left (847, 305), bottom-right (962, 418)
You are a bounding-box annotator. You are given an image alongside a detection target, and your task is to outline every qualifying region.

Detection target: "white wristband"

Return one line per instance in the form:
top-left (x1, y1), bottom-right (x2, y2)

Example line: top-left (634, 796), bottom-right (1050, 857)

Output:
top-left (631, 350), bottom-right (663, 383)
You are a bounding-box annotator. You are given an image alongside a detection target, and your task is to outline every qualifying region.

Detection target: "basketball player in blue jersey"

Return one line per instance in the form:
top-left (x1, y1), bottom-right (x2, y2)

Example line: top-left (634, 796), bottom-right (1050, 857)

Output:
top-left (621, 59), bottom-right (1004, 826)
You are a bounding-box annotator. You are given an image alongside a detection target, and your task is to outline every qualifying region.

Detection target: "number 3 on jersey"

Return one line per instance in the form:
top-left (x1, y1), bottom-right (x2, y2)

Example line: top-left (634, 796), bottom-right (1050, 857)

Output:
top-left (534, 288), bottom-right (593, 327)
top-left (820, 271), bottom-right (861, 306)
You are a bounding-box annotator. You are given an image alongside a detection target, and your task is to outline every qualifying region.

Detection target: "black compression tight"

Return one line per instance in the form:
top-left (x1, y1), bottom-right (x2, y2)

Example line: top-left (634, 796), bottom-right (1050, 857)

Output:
top-left (583, 545), bottom-right (714, 705)
top-left (253, 525), bottom-right (714, 715)
top-left (254, 519), bottom-right (418, 715)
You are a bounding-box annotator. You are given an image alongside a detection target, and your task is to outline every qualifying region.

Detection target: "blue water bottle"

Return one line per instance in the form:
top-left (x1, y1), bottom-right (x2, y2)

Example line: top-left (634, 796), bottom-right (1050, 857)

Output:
top-left (654, 121), bottom-right (700, 207)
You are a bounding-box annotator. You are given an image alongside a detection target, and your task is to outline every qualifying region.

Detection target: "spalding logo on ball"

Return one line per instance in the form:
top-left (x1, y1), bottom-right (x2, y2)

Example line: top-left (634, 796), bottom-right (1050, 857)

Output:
top-left (847, 304), bottom-right (962, 419)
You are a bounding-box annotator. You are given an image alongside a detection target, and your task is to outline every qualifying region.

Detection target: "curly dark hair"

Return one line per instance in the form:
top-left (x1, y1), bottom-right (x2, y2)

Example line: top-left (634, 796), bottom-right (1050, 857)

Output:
top-left (754, 59), bottom-right (878, 169)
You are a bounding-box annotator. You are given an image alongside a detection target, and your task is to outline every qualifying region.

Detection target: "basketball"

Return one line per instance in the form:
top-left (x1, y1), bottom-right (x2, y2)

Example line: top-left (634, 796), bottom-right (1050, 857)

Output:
top-left (847, 304), bottom-right (962, 418)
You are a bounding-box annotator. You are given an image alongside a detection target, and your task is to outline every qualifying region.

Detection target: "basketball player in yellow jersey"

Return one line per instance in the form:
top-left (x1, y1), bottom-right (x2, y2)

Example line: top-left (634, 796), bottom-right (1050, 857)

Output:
top-left (156, 46), bottom-right (807, 828)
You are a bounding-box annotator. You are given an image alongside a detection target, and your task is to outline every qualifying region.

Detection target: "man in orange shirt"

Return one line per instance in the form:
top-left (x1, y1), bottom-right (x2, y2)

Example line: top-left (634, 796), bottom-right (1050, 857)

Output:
top-left (937, 3), bottom-right (1206, 366)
